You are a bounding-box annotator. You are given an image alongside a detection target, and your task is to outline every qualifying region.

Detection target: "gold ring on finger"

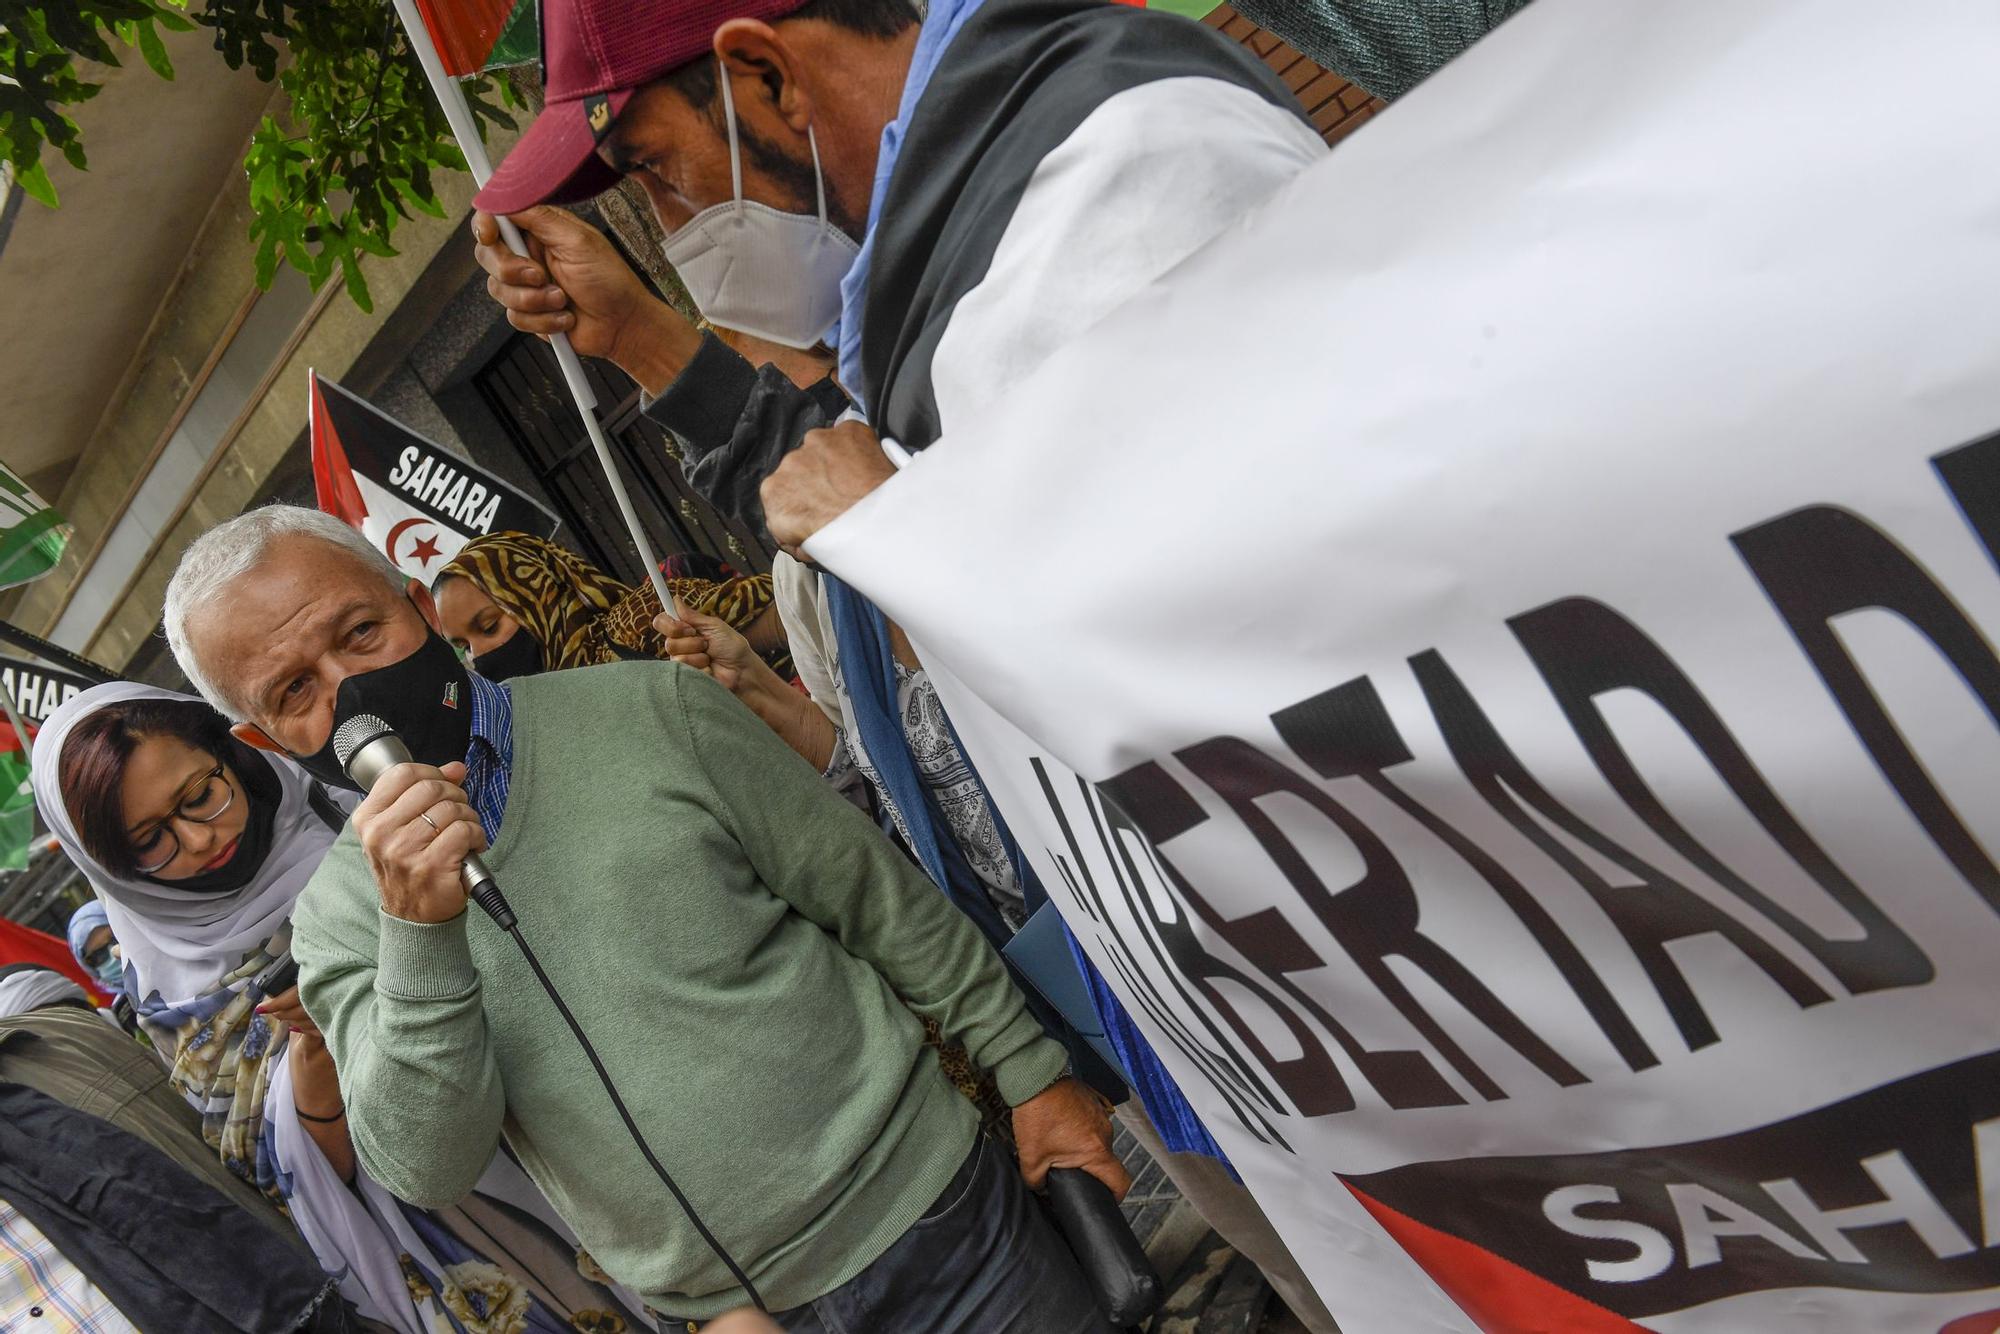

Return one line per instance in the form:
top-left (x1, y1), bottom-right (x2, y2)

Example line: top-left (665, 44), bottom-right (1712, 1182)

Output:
top-left (420, 811), bottom-right (439, 833)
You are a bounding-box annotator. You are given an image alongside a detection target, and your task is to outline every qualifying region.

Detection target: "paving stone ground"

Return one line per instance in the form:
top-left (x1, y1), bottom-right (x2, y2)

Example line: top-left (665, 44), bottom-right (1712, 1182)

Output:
top-left (1112, 1124), bottom-right (1338, 1332)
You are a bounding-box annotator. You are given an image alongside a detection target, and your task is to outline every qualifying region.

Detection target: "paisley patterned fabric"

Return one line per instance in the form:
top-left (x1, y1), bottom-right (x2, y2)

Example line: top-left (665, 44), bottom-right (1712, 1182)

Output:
top-left (439, 532), bottom-right (791, 678)
top-left (137, 936), bottom-right (293, 1194)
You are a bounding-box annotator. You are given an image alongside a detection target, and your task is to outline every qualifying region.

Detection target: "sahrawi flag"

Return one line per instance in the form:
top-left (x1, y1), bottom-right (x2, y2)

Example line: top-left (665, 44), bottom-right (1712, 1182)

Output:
top-left (0, 656), bottom-right (89, 872)
top-left (0, 656), bottom-right (90, 725)
top-left (310, 372), bottom-right (558, 580)
top-left (0, 463), bottom-right (70, 590)
top-left (0, 715), bottom-right (36, 872)
top-left (408, 0), bottom-right (537, 75)
top-left (1111, 0), bottom-right (1225, 16)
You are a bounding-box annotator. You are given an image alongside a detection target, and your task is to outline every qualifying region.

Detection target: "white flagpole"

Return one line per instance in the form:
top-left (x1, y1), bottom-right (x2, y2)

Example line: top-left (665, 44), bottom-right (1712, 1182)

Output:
top-left (391, 0), bottom-right (676, 612)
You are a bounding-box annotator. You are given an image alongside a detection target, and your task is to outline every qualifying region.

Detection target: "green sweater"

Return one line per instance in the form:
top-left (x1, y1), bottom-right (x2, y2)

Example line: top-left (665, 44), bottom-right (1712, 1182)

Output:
top-left (292, 661), bottom-right (1067, 1318)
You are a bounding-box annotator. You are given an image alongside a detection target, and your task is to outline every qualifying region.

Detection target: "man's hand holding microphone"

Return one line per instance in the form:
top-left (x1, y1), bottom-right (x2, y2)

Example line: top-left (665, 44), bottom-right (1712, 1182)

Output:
top-left (352, 759), bottom-right (486, 924)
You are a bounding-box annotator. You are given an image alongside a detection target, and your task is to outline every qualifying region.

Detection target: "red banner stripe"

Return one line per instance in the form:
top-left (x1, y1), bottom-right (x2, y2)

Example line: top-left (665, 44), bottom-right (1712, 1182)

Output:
top-left (1345, 1182), bottom-right (1654, 1334)
top-left (0, 918), bottom-right (113, 1007)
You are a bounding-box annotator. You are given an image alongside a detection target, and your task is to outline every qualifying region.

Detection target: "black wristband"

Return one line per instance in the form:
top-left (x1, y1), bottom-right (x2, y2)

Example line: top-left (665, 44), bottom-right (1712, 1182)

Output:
top-left (294, 1105), bottom-right (346, 1124)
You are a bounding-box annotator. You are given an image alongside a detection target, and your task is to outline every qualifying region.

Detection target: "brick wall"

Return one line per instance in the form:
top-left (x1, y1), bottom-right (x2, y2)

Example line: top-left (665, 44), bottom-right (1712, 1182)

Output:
top-left (1203, 4), bottom-right (1385, 146)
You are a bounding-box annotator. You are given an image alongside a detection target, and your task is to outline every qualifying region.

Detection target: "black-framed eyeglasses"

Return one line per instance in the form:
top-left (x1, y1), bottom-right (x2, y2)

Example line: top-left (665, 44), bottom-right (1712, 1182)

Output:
top-left (131, 764), bottom-right (236, 875)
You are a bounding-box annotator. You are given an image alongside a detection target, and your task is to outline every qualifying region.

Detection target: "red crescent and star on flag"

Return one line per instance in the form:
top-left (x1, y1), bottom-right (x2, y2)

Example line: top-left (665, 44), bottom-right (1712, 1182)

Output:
top-left (385, 517), bottom-right (445, 570)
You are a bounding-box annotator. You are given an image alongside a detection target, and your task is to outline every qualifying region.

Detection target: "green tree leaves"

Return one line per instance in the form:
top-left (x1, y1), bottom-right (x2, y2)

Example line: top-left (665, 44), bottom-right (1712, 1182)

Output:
top-left (4, 0), bottom-right (515, 309)
top-left (0, 0), bottom-right (193, 206)
top-left (224, 0), bottom-right (515, 309)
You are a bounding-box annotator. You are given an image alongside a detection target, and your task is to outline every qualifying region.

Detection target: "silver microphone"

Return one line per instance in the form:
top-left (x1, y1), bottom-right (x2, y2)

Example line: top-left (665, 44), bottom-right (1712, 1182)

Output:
top-left (332, 713), bottom-right (510, 924)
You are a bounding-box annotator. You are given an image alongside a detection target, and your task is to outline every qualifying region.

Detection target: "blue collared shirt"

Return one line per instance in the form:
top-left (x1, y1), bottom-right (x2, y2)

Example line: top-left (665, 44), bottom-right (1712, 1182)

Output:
top-left (462, 671), bottom-right (513, 845)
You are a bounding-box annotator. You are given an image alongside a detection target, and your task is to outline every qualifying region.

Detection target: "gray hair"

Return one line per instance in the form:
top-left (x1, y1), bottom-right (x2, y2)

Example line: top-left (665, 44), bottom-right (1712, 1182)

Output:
top-left (164, 504), bottom-right (404, 718)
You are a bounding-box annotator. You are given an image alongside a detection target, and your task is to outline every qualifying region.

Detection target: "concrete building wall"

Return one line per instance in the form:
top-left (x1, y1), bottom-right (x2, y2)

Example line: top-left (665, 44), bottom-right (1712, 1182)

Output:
top-left (88, 147), bottom-right (516, 674)
top-left (6, 99), bottom-right (281, 642)
top-left (14, 120), bottom-right (521, 677)
top-left (45, 267), bottom-right (319, 649)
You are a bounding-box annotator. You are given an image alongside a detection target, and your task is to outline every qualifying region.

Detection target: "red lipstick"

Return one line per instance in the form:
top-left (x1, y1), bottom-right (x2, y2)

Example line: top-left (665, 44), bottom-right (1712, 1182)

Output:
top-left (200, 836), bottom-right (241, 873)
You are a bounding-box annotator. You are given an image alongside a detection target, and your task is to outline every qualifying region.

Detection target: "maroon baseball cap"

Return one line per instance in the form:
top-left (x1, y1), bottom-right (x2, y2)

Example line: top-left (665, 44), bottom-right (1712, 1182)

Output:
top-left (475, 0), bottom-right (813, 215)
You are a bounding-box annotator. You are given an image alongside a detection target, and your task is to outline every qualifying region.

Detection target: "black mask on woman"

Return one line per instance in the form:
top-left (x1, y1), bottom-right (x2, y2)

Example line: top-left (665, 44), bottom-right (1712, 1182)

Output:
top-left (472, 626), bottom-right (543, 683)
top-left (290, 627), bottom-right (474, 794)
top-left (148, 741), bottom-right (280, 895)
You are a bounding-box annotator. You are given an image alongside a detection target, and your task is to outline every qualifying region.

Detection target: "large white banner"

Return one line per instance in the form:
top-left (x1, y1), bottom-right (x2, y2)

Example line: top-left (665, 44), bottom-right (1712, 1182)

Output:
top-left (811, 2), bottom-right (2000, 1330)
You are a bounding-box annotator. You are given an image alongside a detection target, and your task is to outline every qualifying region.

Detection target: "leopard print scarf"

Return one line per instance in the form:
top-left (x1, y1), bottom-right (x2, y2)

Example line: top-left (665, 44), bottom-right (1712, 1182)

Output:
top-left (439, 532), bottom-right (788, 676)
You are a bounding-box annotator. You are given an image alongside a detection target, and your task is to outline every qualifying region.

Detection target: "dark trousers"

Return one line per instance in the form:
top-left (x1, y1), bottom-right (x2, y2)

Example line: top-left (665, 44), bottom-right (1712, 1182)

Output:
top-left (687, 1137), bottom-right (1112, 1333)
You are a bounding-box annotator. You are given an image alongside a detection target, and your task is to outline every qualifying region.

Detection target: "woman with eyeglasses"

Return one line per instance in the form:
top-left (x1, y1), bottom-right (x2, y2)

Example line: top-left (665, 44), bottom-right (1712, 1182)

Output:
top-left (34, 683), bottom-right (653, 1334)
top-left (37, 683), bottom-right (351, 1167)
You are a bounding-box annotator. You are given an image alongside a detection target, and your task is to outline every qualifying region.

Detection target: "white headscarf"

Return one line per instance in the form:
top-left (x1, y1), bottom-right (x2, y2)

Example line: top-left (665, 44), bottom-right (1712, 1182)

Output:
top-left (0, 967), bottom-right (92, 1018)
top-left (28, 682), bottom-right (356, 1009)
top-left (31, 684), bottom-right (650, 1332)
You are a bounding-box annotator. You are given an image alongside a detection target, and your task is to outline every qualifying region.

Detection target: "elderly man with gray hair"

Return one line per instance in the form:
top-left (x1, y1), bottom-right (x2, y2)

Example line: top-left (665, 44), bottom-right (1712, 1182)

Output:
top-left (162, 503), bottom-right (1128, 1331)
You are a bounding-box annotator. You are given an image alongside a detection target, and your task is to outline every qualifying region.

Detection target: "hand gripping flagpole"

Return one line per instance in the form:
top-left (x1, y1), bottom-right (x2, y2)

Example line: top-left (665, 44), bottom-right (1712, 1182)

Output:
top-left (391, 0), bottom-right (676, 612)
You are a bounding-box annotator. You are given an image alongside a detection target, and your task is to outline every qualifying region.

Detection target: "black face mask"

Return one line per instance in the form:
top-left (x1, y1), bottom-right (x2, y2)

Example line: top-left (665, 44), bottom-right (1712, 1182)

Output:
top-left (146, 742), bottom-right (281, 895)
top-left (472, 626), bottom-right (543, 683)
top-left (290, 629), bottom-right (474, 793)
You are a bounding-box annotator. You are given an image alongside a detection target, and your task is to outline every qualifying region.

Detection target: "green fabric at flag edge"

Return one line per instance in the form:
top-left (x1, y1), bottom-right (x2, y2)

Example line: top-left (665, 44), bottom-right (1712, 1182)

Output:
top-left (0, 750), bottom-right (31, 872)
top-left (0, 509), bottom-right (70, 591)
top-left (483, 0), bottom-right (540, 71)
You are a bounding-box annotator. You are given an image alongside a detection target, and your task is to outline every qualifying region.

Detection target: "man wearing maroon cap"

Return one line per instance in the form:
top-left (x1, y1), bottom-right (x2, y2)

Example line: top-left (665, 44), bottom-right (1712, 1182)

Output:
top-left (467, 0), bottom-right (1500, 547)
top-left (468, 0), bottom-right (1504, 1326)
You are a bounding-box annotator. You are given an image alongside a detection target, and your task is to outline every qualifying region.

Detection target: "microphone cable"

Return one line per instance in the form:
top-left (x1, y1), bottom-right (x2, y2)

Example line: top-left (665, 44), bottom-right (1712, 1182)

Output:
top-left (470, 881), bottom-right (768, 1314)
top-left (330, 718), bottom-right (765, 1311)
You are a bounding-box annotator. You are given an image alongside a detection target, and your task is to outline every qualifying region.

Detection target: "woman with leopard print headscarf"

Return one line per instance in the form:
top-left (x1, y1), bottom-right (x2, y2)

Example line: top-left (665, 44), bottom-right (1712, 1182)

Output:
top-left (434, 531), bottom-right (793, 683)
